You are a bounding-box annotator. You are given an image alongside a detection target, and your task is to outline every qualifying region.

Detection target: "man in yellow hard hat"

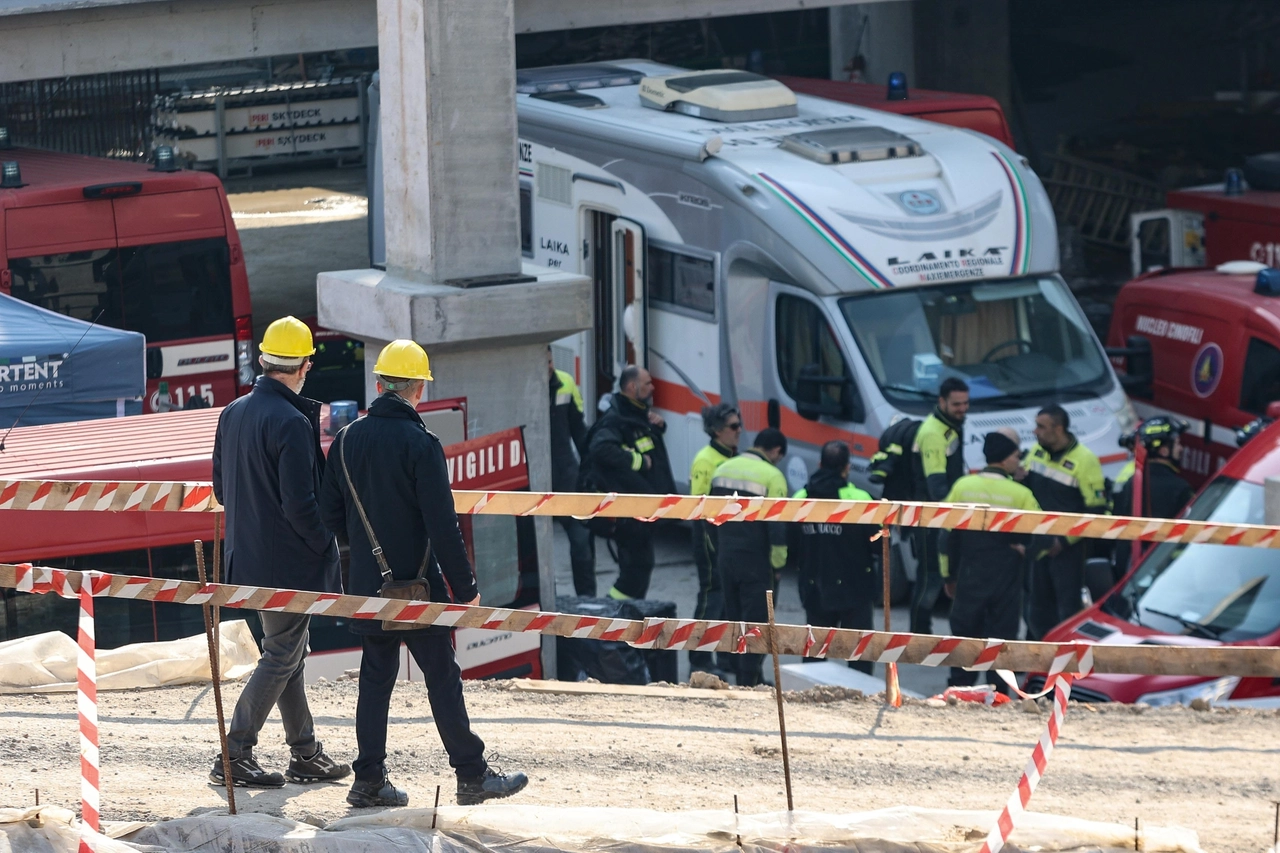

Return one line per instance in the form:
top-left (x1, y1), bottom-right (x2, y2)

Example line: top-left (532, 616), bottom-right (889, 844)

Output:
top-left (211, 316), bottom-right (350, 788)
top-left (320, 339), bottom-right (528, 809)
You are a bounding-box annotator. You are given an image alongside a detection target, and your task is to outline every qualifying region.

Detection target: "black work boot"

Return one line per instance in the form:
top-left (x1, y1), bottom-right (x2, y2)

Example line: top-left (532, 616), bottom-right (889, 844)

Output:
top-left (287, 743), bottom-right (352, 783)
top-left (346, 777), bottom-right (409, 808)
top-left (210, 755), bottom-right (285, 788)
top-left (457, 767), bottom-right (529, 805)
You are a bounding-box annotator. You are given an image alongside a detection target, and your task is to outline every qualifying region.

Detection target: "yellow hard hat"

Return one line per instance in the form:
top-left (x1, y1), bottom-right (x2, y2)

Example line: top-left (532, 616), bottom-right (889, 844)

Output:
top-left (259, 316), bottom-right (316, 360)
top-left (373, 339), bottom-right (433, 381)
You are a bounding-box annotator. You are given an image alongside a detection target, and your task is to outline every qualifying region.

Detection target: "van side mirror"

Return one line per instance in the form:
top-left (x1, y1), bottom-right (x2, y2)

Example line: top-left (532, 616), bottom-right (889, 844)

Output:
top-left (1105, 335), bottom-right (1153, 397)
top-left (794, 363), bottom-right (865, 423)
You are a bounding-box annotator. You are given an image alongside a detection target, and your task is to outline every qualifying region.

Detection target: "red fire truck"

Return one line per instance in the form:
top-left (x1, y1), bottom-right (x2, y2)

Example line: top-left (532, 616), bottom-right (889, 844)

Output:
top-left (0, 400), bottom-right (543, 681)
top-left (0, 145), bottom-right (254, 413)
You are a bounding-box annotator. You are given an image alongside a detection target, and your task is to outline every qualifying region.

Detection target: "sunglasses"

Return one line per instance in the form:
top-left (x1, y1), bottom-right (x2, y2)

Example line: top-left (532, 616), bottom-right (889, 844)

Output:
top-left (725, 422), bottom-right (743, 431)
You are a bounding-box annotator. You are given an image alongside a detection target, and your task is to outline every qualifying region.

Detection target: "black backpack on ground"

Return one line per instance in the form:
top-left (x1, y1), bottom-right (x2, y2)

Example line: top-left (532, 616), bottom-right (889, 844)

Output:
top-left (866, 417), bottom-right (922, 501)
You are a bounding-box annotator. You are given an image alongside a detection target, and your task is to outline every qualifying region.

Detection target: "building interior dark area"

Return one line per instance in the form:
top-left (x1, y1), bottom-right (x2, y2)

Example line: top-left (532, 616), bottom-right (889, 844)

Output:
top-left (2, 0), bottom-right (1278, 334)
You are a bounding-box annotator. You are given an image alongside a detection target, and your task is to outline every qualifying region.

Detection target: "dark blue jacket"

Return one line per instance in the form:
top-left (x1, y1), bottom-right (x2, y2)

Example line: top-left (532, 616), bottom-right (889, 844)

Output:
top-left (212, 376), bottom-right (340, 593)
top-left (319, 391), bottom-right (478, 636)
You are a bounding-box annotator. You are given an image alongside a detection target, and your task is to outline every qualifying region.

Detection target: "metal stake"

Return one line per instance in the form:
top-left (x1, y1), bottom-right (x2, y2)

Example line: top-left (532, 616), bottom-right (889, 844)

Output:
top-left (34, 789), bottom-right (38, 806)
top-left (432, 784), bottom-right (442, 828)
top-left (881, 525), bottom-right (892, 690)
top-left (1273, 801), bottom-right (1279, 850)
top-left (764, 590), bottom-right (793, 812)
top-left (733, 794), bottom-right (742, 848)
top-left (1134, 816), bottom-right (1139, 851)
top-left (196, 539), bottom-right (236, 814)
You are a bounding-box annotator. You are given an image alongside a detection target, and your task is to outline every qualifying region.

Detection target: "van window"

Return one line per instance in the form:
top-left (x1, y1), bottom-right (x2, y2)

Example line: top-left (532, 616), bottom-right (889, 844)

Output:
top-left (1240, 337), bottom-right (1280, 415)
top-left (9, 238), bottom-right (234, 345)
top-left (519, 185), bottom-right (534, 258)
top-left (775, 294), bottom-right (850, 406)
top-left (649, 245), bottom-right (715, 316)
top-left (8, 250), bottom-right (125, 328)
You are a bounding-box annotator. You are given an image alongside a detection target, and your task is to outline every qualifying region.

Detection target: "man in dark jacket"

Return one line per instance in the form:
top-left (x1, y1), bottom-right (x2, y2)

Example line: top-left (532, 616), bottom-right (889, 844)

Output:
top-left (548, 349), bottom-right (595, 595)
top-left (792, 441), bottom-right (877, 674)
top-left (319, 340), bottom-right (528, 809)
top-left (710, 428), bottom-right (789, 686)
top-left (210, 315), bottom-right (350, 788)
top-left (585, 365), bottom-right (675, 600)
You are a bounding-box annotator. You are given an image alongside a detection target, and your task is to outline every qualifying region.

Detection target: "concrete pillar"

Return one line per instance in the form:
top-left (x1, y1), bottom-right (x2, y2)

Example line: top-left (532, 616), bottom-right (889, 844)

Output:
top-left (319, 0), bottom-right (592, 678)
top-left (912, 0), bottom-right (1011, 111)
top-left (829, 2), bottom-right (914, 87)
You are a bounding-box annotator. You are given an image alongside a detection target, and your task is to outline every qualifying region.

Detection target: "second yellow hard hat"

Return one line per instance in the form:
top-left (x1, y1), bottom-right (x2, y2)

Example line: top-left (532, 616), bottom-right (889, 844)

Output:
top-left (373, 339), bottom-right (433, 381)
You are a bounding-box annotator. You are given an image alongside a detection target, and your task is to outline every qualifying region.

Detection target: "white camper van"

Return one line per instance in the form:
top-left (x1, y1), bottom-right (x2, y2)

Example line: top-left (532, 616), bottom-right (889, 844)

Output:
top-left (371, 62), bottom-right (1137, 492)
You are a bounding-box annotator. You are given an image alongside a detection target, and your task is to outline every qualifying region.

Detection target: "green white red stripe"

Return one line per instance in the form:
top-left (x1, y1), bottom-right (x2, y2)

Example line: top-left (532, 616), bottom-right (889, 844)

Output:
top-left (991, 152), bottom-right (1031, 276)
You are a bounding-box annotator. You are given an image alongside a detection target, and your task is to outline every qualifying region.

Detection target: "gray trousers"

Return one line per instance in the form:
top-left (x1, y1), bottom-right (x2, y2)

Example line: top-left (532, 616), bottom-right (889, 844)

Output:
top-left (226, 611), bottom-right (317, 759)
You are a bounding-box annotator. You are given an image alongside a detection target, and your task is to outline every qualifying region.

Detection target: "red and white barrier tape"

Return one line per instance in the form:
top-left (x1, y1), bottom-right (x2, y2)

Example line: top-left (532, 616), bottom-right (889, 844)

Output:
top-left (6, 479), bottom-right (1280, 550)
top-left (5, 564), bottom-right (1273, 678)
top-left (978, 645), bottom-right (1094, 853)
top-left (77, 580), bottom-right (100, 832)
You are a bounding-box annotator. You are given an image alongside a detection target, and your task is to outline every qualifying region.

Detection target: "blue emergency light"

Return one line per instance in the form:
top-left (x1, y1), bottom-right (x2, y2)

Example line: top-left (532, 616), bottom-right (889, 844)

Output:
top-left (0, 127), bottom-right (10, 149)
top-left (887, 72), bottom-right (909, 101)
top-left (1, 161), bottom-right (23, 188)
top-left (1224, 167), bottom-right (1244, 196)
top-left (151, 145), bottom-right (180, 173)
top-left (1255, 267), bottom-right (1280, 296)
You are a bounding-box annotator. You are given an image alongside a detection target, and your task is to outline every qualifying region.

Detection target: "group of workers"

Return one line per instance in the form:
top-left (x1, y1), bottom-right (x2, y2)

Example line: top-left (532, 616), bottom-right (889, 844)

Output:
top-left (216, 316), bottom-right (1194, 804)
top-left (212, 316), bottom-right (527, 808)
top-left (552, 364), bottom-right (1196, 691)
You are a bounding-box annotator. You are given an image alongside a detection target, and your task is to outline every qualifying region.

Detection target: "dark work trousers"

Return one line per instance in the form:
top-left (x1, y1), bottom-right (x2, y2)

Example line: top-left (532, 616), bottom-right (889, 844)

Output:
top-left (354, 632), bottom-right (487, 784)
top-left (612, 519), bottom-right (655, 599)
top-left (1028, 541), bottom-right (1086, 641)
top-left (948, 552), bottom-right (1024, 687)
top-left (226, 611), bottom-right (317, 759)
top-left (721, 564), bottom-right (769, 687)
top-left (909, 529), bottom-right (945, 635)
top-left (689, 521), bottom-right (725, 670)
top-left (803, 601), bottom-right (874, 674)
top-left (558, 516), bottom-right (597, 597)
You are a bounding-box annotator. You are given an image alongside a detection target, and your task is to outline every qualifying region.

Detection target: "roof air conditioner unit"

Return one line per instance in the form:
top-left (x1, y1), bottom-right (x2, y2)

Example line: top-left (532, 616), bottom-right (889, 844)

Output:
top-left (639, 71), bottom-right (797, 122)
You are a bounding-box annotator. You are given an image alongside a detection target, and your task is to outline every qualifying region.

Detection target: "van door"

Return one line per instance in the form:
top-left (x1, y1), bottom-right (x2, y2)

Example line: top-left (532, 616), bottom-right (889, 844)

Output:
top-left (584, 210), bottom-right (647, 408)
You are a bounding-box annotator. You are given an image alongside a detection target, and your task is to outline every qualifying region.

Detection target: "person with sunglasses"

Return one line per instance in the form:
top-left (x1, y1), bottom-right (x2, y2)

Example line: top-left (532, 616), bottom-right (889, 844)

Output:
top-left (687, 403), bottom-right (741, 676)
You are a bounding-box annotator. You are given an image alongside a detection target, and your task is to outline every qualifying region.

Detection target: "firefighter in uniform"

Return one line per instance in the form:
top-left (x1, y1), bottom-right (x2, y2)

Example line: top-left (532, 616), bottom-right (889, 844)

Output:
top-left (548, 350), bottom-right (595, 596)
top-left (1022, 404), bottom-right (1108, 640)
top-left (910, 376), bottom-right (969, 634)
top-left (943, 429), bottom-right (1040, 687)
top-left (586, 365), bottom-right (675, 600)
top-left (319, 340), bottom-right (528, 808)
top-left (1112, 417), bottom-right (1193, 579)
top-left (687, 402), bottom-right (741, 674)
top-left (793, 440), bottom-right (877, 674)
top-left (709, 428), bottom-right (789, 687)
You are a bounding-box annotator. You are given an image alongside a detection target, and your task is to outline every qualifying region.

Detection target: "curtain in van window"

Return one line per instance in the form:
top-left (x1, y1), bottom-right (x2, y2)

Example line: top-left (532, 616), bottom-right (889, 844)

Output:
top-left (938, 300), bottom-right (1019, 366)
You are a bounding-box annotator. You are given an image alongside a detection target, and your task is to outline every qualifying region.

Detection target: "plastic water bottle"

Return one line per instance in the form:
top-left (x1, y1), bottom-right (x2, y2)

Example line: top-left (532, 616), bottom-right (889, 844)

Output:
top-left (156, 381), bottom-right (174, 413)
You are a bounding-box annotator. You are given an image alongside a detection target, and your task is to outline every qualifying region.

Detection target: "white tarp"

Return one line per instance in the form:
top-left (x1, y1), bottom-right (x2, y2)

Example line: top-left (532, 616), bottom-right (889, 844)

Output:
top-left (0, 621), bottom-right (259, 693)
top-left (0, 804), bottom-right (1206, 853)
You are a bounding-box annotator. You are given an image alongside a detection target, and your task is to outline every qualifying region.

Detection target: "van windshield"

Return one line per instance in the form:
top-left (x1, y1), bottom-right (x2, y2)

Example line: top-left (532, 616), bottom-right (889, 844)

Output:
top-left (1101, 477), bottom-right (1280, 642)
top-left (9, 237), bottom-right (234, 344)
top-left (838, 276), bottom-right (1111, 410)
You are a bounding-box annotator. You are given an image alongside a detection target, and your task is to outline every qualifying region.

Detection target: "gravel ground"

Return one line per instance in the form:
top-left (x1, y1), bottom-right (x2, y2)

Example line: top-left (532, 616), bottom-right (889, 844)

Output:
top-left (1, 679), bottom-right (1277, 851)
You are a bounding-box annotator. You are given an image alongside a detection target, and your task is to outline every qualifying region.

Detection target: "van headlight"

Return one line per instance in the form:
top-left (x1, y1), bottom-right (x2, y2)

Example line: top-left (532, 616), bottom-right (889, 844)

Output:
top-left (1136, 676), bottom-right (1239, 708)
top-left (1115, 397), bottom-right (1138, 434)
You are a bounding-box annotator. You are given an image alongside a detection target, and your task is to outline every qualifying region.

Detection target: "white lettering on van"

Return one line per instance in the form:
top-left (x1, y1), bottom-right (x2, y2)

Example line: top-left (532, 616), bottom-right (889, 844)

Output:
top-left (1134, 315), bottom-right (1203, 345)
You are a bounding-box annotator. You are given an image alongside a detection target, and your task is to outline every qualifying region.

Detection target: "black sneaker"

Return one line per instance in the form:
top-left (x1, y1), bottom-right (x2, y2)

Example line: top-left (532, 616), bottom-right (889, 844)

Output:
top-left (210, 756), bottom-right (285, 789)
top-left (286, 744), bottom-right (351, 784)
top-left (457, 767), bottom-right (528, 805)
top-left (346, 777), bottom-right (409, 808)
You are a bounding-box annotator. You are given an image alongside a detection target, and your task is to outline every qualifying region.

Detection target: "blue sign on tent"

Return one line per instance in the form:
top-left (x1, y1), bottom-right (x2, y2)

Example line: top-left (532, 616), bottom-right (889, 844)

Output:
top-left (0, 293), bottom-right (146, 429)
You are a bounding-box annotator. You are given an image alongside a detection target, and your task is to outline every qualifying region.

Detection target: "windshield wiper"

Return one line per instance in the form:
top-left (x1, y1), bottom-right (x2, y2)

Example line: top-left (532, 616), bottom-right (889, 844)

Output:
top-left (881, 383), bottom-right (936, 399)
top-left (1140, 606), bottom-right (1225, 640)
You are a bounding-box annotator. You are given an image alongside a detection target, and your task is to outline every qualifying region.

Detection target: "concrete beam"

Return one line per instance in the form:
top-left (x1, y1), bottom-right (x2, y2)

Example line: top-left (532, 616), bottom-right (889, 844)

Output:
top-left (0, 0), bottom-right (908, 82)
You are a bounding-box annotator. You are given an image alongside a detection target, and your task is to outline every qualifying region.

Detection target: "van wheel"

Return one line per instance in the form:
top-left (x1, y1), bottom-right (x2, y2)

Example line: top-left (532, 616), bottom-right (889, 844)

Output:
top-left (1245, 153), bottom-right (1280, 192)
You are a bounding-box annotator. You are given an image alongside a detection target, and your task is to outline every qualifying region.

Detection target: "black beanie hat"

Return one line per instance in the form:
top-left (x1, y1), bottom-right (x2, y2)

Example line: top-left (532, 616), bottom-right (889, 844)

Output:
top-left (983, 431), bottom-right (1020, 464)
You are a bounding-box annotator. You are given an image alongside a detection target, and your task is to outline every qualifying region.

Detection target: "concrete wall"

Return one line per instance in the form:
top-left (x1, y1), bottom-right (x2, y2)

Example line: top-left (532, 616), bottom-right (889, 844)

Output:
top-left (829, 2), bottom-right (914, 85)
top-left (0, 0), bottom-right (910, 82)
top-left (912, 0), bottom-right (1011, 110)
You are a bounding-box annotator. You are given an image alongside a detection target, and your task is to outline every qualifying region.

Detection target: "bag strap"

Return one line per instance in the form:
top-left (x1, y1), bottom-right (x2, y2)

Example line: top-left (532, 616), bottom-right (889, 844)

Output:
top-left (338, 428), bottom-right (432, 583)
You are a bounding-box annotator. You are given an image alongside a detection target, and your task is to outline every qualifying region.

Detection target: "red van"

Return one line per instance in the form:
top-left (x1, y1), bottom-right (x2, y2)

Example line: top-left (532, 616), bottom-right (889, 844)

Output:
top-left (0, 146), bottom-right (254, 412)
top-left (1107, 263), bottom-right (1280, 487)
top-left (0, 401), bottom-right (544, 681)
top-left (774, 76), bottom-right (1016, 149)
top-left (1034, 417), bottom-right (1280, 707)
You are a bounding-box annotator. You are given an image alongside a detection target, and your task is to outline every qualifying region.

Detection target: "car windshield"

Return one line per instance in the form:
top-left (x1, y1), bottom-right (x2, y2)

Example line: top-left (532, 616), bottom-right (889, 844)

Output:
top-left (838, 276), bottom-right (1111, 410)
top-left (1101, 477), bottom-right (1280, 642)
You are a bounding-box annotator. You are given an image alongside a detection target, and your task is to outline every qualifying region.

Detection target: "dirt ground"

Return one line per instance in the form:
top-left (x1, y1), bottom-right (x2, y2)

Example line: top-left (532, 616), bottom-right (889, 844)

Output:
top-left (1, 680), bottom-right (1277, 851)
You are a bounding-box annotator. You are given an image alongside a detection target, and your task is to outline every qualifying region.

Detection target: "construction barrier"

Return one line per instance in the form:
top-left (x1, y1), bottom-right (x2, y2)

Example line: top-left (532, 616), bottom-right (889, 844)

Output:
top-left (4, 479), bottom-right (1280, 550)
